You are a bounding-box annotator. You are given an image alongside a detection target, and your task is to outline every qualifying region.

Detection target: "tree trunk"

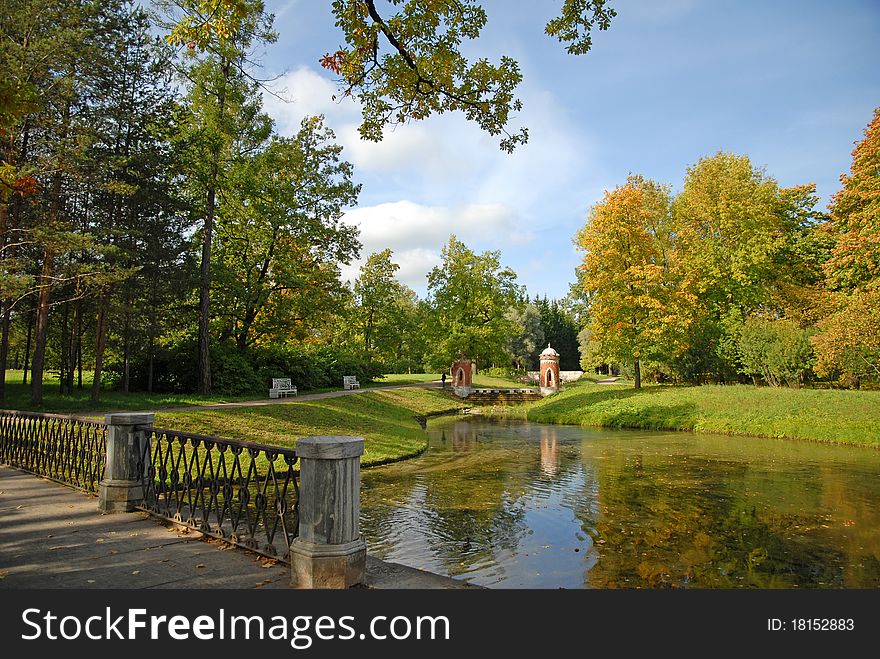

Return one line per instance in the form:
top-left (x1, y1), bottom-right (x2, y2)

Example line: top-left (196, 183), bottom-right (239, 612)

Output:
top-left (147, 336), bottom-right (154, 394)
top-left (0, 303), bottom-right (9, 402)
top-left (91, 293), bottom-right (110, 403)
top-left (634, 357), bottom-right (641, 389)
top-left (22, 303), bottom-right (33, 385)
top-left (198, 189), bottom-right (214, 394)
top-left (122, 293), bottom-right (131, 393)
top-left (30, 242), bottom-right (55, 405)
top-left (76, 304), bottom-right (83, 389)
top-left (67, 299), bottom-right (79, 394)
top-left (30, 99), bottom-right (68, 405)
top-left (0, 197), bottom-right (8, 401)
top-left (59, 300), bottom-right (69, 394)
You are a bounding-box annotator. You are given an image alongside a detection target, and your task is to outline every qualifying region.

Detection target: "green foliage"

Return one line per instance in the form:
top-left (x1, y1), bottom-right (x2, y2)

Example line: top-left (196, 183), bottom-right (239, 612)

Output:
top-left (213, 116), bottom-right (361, 350)
top-left (110, 339), bottom-right (382, 396)
top-left (736, 317), bottom-right (815, 387)
top-left (325, 1), bottom-right (615, 151)
top-left (533, 295), bottom-right (581, 370)
top-left (425, 235), bottom-right (521, 370)
top-left (505, 303), bottom-right (544, 370)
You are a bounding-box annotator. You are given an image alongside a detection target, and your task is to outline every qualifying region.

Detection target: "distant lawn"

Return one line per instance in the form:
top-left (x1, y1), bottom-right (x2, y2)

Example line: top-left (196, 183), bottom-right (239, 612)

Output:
top-left (500, 381), bottom-right (880, 447)
top-left (155, 388), bottom-right (469, 467)
top-left (1, 369), bottom-right (257, 413)
top-left (372, 373), bottom-right (441, 385)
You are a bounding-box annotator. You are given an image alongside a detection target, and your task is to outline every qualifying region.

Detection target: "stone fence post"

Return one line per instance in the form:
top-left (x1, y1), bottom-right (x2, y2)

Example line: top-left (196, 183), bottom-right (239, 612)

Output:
top-left (98, 412), bottom-right (154, 513)
top-left (289, 436), bottom-right (366, 588)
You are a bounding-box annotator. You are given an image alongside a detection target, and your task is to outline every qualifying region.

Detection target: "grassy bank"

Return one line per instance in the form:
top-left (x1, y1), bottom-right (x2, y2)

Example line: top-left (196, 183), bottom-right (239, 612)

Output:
top-left (155, 388), bottom-right (468, 467)
top-left (497, 381), bottom-right (880, 446)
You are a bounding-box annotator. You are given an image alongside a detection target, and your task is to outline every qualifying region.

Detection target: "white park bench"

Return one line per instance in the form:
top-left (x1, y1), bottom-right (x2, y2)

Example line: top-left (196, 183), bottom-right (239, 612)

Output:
top-left (343, 375), bottom-right (360, 390)
top-left (269, 377), bottom-right (297, 399)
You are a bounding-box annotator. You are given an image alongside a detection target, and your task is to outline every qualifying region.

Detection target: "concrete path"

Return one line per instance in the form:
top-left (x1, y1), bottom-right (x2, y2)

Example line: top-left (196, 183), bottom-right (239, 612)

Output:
top-left (0, 467), bottom-right (475, 589)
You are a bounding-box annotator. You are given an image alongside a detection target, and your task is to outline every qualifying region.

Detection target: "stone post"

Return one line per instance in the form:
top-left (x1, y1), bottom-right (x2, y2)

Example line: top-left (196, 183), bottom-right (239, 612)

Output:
top-left (98, 412), bottom-right (154, 513)
top-left (289, 436), bottom-right (366, 588)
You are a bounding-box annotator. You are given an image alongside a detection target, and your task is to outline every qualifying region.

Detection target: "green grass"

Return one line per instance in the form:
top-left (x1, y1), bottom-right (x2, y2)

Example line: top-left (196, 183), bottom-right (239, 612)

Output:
top-left (498, 380), bottom-right (880, 447)
top-left (155, 388), bottom-right (469, 467)
top-left (371, 373), bottom-right (442, 385)
top-left (1, 370), bottom-right (259, 412)
top-left (471, 373), bottom-right (532, 388)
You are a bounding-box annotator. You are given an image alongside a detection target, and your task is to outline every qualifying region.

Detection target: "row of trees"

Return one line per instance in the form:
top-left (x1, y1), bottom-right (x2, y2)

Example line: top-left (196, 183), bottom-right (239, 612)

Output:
top-left (1, 0), bottom-right (614, 403)
top-left (0, 1), bottom-right (363, 402)
top-left (339, 238), bottom-right (580, 376)
top-left (576, 108), bottom-right (880, 388)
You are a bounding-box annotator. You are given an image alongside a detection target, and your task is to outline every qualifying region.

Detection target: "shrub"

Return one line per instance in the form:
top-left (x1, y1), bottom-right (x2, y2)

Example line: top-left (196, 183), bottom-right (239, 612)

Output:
top-left (737, 318), bottom-right (815, 387)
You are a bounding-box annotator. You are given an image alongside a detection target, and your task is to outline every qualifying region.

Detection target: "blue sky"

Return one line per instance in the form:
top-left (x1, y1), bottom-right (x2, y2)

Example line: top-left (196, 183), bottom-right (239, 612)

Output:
top-left (258, 0), bottom-right (879, 299)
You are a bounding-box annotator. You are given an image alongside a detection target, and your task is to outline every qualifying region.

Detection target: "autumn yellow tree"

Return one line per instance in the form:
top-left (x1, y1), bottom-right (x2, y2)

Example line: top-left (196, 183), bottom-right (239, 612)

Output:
top-left (812, 107), bottom-right (880, 386)
top-left (576, 176), bottom-right (682, 388)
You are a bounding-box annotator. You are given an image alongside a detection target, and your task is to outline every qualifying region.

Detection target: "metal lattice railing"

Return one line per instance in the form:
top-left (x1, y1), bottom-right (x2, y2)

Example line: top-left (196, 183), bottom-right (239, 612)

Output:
top-left (138, 428), bottom-right (299, 562)
top-left (0, 410), bottom-right (106, 494)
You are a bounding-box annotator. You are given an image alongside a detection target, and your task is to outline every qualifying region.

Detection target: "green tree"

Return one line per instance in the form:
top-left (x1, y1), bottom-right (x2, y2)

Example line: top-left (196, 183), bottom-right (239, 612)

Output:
top-left (212, 116), bottom-right (360, 351)
top-left (533, 296), bottom-right (580, 370)
top-left (671, 152), bottom-right (787, 380)
top-left (506, 303), bottom-right (544, 370)
top-left (426, 235), bottom-right (520, 369)
top-left (171, 0), bottom-right (276, 394)
top-left (353, 249), bottom-right (404, 357)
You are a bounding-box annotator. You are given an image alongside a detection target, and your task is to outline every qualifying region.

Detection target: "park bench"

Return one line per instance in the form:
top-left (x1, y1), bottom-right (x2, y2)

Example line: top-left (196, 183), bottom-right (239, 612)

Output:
top-left (343, 375), bottom-right (360, 390)
top-left (269, 377), bottom-right (297, 399)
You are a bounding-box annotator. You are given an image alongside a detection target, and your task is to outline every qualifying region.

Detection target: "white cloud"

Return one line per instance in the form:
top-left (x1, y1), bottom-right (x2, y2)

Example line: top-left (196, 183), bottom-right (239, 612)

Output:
top-left (339, 200), bottom-right (528, 291)
top-left (262, 66), bottom-right (359, 135)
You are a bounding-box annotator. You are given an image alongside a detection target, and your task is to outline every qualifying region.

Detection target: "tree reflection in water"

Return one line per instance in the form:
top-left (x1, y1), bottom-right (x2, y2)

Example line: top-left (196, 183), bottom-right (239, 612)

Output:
top-left (360, 419), bottom-right (880, 588)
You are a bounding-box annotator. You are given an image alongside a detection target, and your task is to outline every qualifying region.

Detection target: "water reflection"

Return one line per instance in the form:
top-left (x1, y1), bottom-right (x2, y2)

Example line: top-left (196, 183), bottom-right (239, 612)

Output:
top-left (359, 419), bottom-right (880, 588)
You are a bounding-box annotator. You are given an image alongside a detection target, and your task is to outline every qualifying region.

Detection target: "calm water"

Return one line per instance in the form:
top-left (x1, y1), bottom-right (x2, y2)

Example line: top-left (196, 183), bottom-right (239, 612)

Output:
top-left (360, 418), bottom-right (880, 588)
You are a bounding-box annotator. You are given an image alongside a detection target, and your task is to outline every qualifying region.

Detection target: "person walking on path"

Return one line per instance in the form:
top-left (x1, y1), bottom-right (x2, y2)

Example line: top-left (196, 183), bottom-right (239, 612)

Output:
top-left (441, 372), bottom-right (447, 388)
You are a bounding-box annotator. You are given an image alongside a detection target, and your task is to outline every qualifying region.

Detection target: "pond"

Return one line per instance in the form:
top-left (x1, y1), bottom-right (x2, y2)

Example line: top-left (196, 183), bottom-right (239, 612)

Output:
top-left (360, 418), bottom-right (880, 588)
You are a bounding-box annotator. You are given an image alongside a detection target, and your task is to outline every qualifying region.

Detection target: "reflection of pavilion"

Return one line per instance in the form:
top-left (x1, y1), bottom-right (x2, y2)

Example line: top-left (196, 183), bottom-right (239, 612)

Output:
top-left (539, 426), bottom-right (560, 477)
top-left (451, 421), bottom-right (477, 451)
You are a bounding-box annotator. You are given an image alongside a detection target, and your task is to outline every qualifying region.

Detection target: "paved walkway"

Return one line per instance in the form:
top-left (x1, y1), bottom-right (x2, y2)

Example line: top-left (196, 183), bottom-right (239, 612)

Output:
top-left (0, 467), bottom-right (475, 589)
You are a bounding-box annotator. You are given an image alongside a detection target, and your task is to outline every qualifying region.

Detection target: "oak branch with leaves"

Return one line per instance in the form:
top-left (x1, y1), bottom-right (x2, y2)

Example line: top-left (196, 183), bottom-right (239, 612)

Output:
top-left (166, 0), bottom-right (616, 152)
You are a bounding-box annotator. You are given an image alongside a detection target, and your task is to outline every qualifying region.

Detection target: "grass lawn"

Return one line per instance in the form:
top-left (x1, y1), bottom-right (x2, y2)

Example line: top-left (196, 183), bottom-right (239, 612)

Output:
top-left (155, 388), bottom-right (469, 467)
top-left (371, 373), bottom-right (442, 385)
top-left (500, 380), bottom-right (880, 447)
top-left (0, 370), bottom-right (261, 413)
